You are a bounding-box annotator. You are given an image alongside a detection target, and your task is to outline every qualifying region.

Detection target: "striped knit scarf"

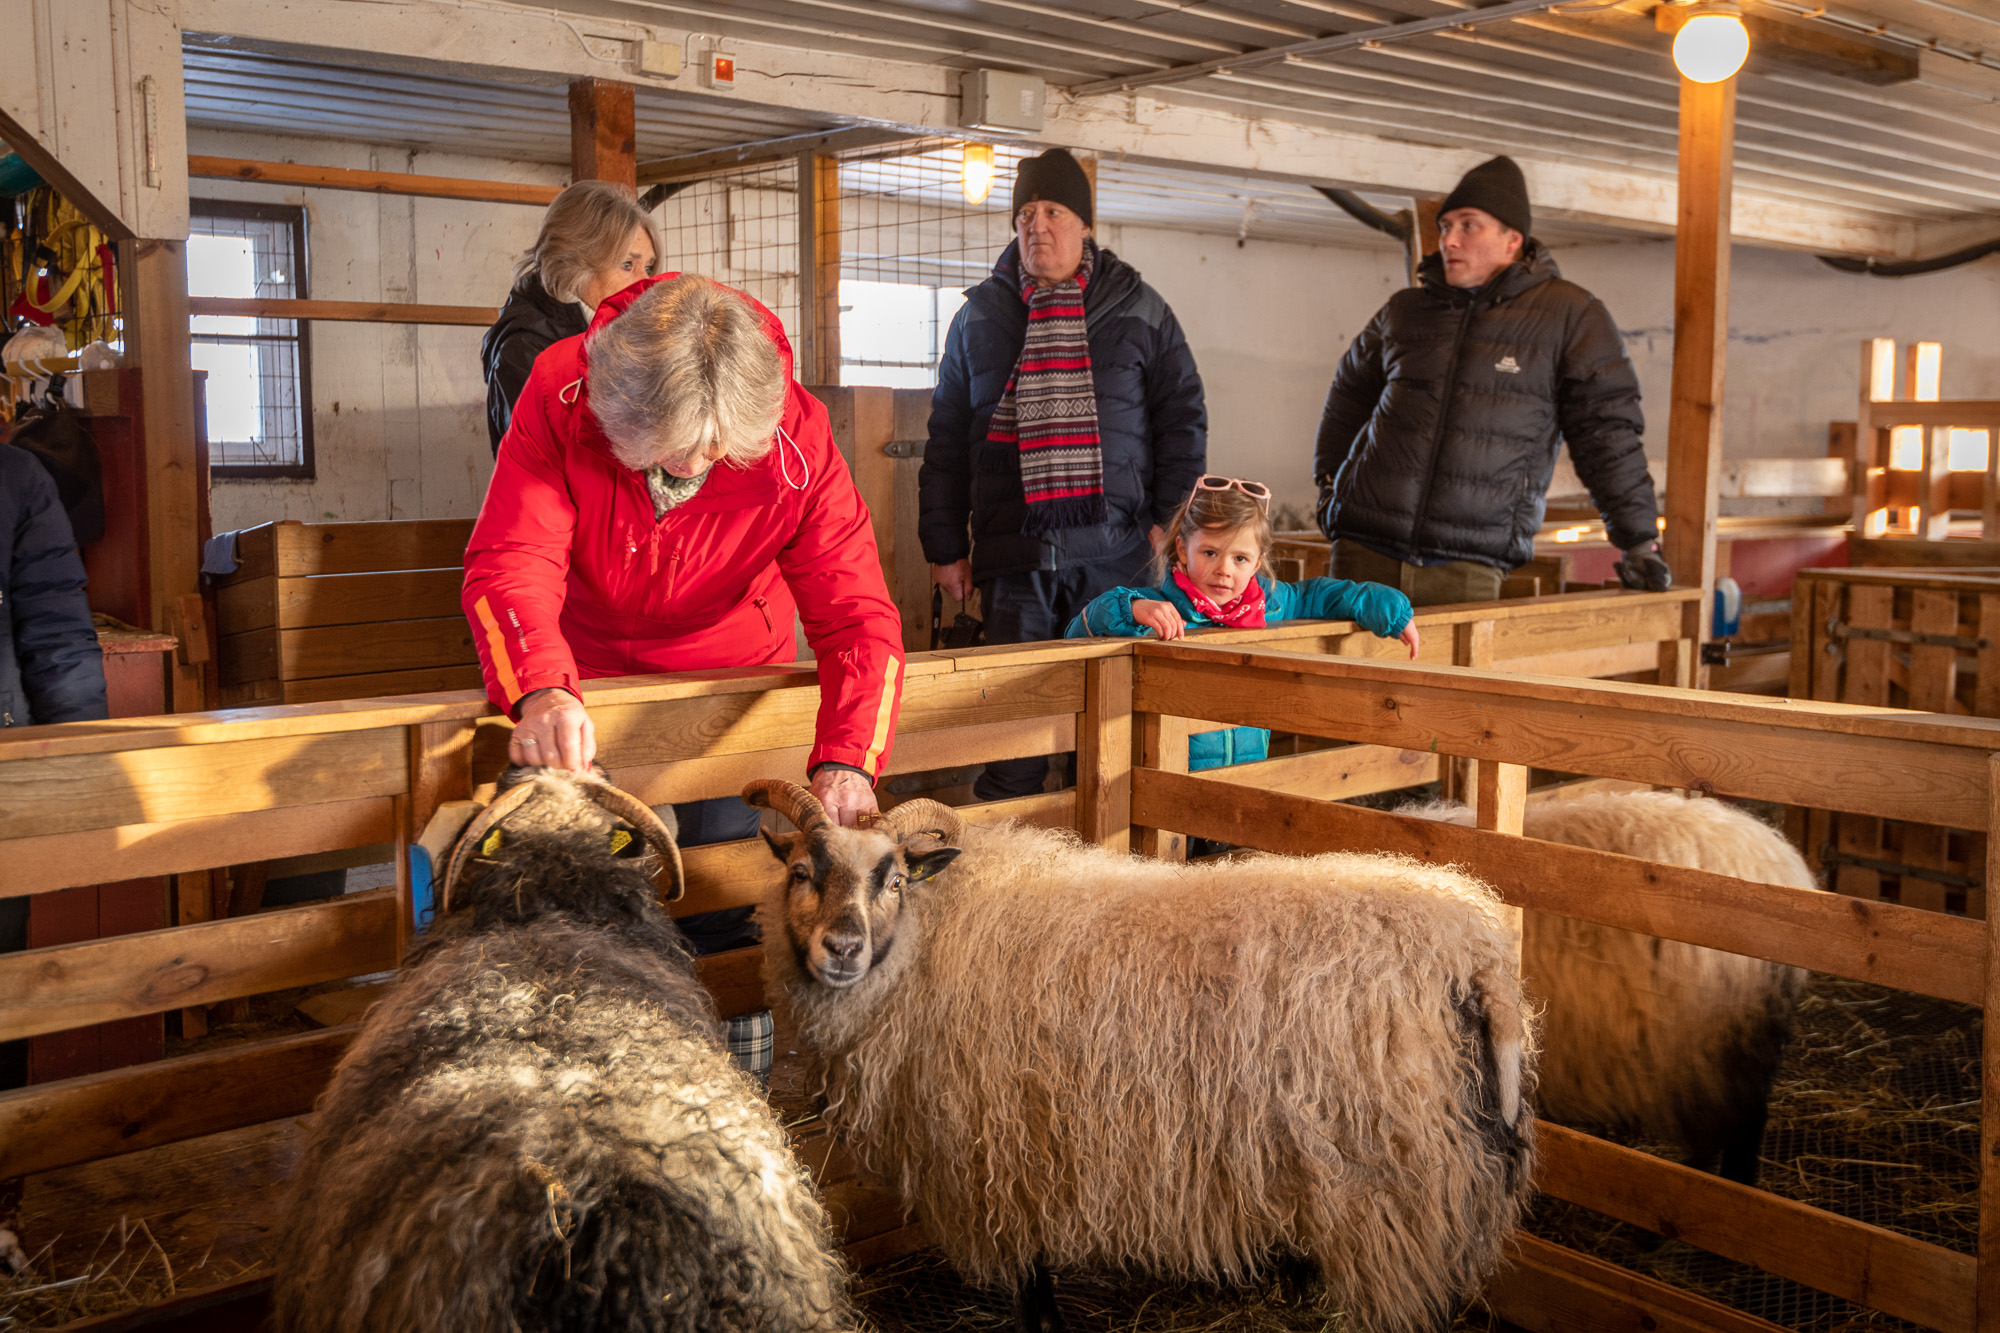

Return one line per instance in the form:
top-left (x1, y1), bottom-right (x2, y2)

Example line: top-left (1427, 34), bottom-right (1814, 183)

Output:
top-left (986, 240), bottom-right (1106, 535)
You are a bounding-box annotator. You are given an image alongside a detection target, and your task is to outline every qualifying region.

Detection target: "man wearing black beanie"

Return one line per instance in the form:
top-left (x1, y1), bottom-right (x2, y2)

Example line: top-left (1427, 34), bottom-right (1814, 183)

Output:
top-left (1313, 155), bottom-right (1669, 602)
top-left (921, 147), bottom-right (1207, 799)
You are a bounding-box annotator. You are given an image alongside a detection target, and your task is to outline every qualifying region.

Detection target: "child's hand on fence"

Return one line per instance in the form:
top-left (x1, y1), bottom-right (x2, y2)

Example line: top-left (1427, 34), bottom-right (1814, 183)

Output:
top-left (1399, 622), bottom-right (1421, 660)
top-left (1131, 599), bottom-right (1185, 640)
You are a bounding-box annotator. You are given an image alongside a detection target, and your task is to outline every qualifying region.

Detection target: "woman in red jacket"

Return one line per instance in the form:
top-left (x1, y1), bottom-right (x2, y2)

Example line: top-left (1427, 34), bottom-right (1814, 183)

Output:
top-left (464, 273), bottom-right (905, 829)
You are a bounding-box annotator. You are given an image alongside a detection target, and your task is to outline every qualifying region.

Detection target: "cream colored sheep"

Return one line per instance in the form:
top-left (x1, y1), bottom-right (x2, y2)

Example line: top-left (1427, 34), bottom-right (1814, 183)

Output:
top-left (745, 780), bottom-right (1534, 1333)
top-left (1411, 789), bottom-right (1812, 1184)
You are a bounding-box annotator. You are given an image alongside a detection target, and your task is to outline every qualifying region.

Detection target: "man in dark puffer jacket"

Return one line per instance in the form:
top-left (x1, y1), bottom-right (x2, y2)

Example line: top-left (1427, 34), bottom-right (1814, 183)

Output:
top-left (1315, 156), bottom-right (1669, 604)
top-left (923, 149), bottom-right (1206, 799)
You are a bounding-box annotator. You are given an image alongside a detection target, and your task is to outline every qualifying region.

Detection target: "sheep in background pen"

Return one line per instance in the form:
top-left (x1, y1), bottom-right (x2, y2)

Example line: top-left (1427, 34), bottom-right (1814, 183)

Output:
top-left (1406, 789), bottom-right (1813, 1185)
top-left (745, 779), bottom-right (1534, 1333)
top-left (274, 766), bottom-right (852, 1333)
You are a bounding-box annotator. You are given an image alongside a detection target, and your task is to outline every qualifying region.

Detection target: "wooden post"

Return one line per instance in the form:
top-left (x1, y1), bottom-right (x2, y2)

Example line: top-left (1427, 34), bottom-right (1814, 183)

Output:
top-left (1980, 751), bottom-right (2000, 1329)
top-left (1076, 654), bottom-right (1133, 852)
top-left (1855, 338), bottom-right (1895, 538)
top-left (1662, 72), bottom-right (1736, 647)
top-left (834, 388), bottom-right (897, 595)
top-left (1443, 619), bottom-right (1495, 800)
top-left (406, 719), bottom-right (474, 955)
top-left (1473, 759), bottom-right (1529, 968)
top-left (1135, 710), bottom-right (1192, 861)
top-left (126, 238), bottom-right (204, 711)
top-left (1409, 196), bottom-right (1442, 286)
top-left (796, 153), bottom-right (842, 387)
top-left (568, 78), bottom-right (637, 192)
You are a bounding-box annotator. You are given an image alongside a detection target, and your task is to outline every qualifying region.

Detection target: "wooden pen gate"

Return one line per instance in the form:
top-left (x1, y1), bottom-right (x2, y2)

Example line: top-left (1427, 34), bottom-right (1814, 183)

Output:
top-left (2, 621), bottom-right (1979, 1333)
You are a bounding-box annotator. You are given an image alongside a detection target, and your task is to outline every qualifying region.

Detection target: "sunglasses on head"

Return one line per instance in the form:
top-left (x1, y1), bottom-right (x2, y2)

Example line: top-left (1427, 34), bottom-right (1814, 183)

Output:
top-left (1194, 474), bottom-right (1272, 514)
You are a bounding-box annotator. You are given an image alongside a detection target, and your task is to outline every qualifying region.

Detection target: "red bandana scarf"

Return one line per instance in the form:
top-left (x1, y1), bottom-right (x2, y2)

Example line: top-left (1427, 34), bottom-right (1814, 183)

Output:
top-left (985, 241), bottom-right (1106, 535)
top-left (1172, 568), bottom-right (1267, 628)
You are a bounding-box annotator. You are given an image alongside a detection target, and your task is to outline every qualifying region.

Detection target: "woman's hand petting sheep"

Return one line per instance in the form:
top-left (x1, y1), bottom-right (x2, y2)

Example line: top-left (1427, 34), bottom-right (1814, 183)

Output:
top-left (1130, 598), bottom-right (1186, 640)
top-left (1399, 622), bottom-right (1422, 659)
top-left (511, 688), bottom-right (597, 772)
top-left (810, 765), bottom-right (879, 828)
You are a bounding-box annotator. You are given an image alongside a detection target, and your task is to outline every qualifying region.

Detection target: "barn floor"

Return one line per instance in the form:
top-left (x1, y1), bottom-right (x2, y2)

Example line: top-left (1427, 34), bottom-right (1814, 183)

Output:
top-left (0, 972), bottom-right (1976, 1331)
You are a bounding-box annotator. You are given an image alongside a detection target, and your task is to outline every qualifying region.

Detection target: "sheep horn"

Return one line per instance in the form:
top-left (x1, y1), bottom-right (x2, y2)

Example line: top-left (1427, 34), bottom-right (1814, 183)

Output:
top-left (585, 782), bottom-right (686, 902)
top-left (742, 780), bottom-right (834, 839)
top-left (875, 797), bottom-right (963, 846)
top-left (437, 779), bottom-right (543, 917)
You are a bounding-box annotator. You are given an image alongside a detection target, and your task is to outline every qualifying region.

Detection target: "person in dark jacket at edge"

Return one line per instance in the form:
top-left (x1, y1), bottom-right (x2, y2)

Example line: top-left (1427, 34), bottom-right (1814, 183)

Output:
top-left (1314, 155), bottom-right (1672, 605)
top-left (921, 148), bottom-right (1207, 800)
top-left (479, 180), bottom-right (661, 454)
top-left (1, 440), bottom-right (108, 1088)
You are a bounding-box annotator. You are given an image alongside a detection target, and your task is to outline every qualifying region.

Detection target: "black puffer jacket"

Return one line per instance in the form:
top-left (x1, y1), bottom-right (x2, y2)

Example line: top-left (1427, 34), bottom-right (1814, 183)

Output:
top-left (921, 240), bottom-right (1207, 582)
top-left (480, 271), bottom-right (587, 455)
top-left (1314, 242), bottom-right (1656, 571)
top-left (1, 443), bottom-right (105, 728)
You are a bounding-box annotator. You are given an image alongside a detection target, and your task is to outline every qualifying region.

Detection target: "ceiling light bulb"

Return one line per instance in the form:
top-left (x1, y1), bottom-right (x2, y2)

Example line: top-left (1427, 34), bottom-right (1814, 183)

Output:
top-left (1673, 6), bottom-right (1749, 83)
top-left (961, 143), bottom-right (994, 206)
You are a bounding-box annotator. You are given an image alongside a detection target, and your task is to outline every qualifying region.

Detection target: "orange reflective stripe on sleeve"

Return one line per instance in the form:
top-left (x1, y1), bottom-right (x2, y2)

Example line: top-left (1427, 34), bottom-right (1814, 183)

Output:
top-left (472, 596), bottom-right (522, 703)
top-left (861, 655), bottom-right (902, 775)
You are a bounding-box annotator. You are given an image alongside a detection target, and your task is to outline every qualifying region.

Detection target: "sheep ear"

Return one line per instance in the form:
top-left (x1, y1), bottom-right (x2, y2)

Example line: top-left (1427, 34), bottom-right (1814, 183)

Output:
top-left (760, 825), bottom-right (798, 865)
top-left (906, 846), bottom-right (961, 883)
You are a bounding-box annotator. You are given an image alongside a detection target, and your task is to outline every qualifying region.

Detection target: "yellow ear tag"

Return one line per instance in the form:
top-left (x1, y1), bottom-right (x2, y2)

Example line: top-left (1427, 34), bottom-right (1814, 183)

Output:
top-left (480, 828), bottom-right (505, 856)
top-left (608, 828), bottom-right (633, 855)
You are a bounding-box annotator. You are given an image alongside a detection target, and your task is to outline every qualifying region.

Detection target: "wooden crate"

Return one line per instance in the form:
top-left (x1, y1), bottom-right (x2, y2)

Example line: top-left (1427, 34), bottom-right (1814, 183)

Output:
top-left (211, 519), bottom-right (480, 705)
top-left (1792, 566), bottom-right (2000, 916)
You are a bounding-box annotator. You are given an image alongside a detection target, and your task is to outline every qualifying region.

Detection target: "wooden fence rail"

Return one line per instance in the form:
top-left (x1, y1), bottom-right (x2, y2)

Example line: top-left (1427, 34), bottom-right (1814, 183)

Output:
top-left (1, 617), bottom-right (1982, 1332)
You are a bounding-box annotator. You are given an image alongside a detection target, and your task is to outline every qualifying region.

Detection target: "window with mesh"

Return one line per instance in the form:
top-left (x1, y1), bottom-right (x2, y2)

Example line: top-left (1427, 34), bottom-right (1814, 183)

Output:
top-left (188, 199), bottom-right (313, 478)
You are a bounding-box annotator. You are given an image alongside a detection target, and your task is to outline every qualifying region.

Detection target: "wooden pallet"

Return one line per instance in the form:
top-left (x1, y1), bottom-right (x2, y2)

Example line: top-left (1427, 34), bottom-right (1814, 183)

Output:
top-left (1792, 566), bottom-right (2000, 916)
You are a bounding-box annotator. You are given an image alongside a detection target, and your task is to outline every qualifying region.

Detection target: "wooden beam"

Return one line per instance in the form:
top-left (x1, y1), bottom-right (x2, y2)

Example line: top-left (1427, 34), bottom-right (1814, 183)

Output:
top-left (1076, 654), bottom-right (1134, 850)
top-left (568, 77), bottom-right (637, 192)
top-left (187, 156), bottom-right (562, 206)
top-left (187, 297), bottom-right (496, 326)
top-left (1662, 70), bottom-right (1736, 634)
top-left (1538, 1122), bottom-right (1972, 1333)
top-left (127, 239), bottom-right (204, 710)
top-left (1129, 767), bottom-right (1985, 1005)
top-left (0, 1027), bottom-right (354, 1178)
top-left (797, 152), bottom-right (844, 387)
top-left (634, 127), bottom-right (917, 186)
top-left (0, 890), bottom-right (398, 1041)
top-left (1982, 750), bottom-right (2000, 1330)
top-left (1487, 1232), bottom-right (1792, 1333)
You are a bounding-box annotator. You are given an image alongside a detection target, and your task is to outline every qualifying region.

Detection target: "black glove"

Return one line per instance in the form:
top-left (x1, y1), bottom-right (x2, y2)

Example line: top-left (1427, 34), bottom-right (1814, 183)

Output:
top-left (1614, 541), bottom-right (1673, 592)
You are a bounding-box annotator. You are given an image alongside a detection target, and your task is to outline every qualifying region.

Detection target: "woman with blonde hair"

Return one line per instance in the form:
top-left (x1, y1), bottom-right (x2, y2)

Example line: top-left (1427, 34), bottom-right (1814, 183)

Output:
top-left (480, 180), bottom-right (662, 453)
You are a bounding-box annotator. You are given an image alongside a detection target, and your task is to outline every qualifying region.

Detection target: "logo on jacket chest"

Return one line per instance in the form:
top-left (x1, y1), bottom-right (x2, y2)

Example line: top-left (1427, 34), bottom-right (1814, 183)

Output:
top-left (1494, 354), bottom-right (1522, 375)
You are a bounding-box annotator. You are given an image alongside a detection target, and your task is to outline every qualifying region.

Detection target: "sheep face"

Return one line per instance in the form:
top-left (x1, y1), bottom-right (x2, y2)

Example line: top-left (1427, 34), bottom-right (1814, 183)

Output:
top-left (759, 822), bottom-right (959, 988)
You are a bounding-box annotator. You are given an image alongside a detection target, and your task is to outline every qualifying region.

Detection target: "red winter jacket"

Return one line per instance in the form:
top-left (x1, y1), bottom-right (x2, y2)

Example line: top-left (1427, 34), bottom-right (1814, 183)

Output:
top-left (463, 275), bottom-right (905, 779)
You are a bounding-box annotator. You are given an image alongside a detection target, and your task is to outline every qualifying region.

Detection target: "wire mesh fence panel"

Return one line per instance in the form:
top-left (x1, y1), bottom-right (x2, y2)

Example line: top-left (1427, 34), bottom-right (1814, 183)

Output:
top-left (655, 161), bottom-right (802, 348)
top-left (833, 141), bottom-right (1022, 390)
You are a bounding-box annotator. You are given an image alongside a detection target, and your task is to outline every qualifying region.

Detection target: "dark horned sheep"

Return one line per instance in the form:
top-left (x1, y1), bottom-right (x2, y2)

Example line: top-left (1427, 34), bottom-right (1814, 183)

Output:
top-left (274, 766), bottom-right (851, 1333)
top-left (1409, 789), bottom-right (1813, 1184)
top-left (746, 779), bottom-right (1534, 1333)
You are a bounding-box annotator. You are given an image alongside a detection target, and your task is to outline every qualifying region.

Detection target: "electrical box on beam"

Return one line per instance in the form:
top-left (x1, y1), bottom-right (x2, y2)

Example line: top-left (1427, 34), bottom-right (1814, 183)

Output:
top-left (961, 69), bottom-right (1045, 133)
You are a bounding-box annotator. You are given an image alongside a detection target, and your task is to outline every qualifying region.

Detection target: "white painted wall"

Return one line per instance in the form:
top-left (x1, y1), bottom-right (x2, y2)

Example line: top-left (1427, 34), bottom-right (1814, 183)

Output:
top-left (191, 128), bottom-right (566, 533)
top-left (191, 125), bottom-right (2000, 537)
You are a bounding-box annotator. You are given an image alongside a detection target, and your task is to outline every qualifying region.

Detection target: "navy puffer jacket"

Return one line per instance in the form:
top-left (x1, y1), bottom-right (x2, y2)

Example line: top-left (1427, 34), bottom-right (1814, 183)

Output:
top-left (1314, 241), bottom-right (1656, 572)
top-left (1, 443), bottom-right (106, 727)
top-left (920, 240), bottom-right (1207, 583)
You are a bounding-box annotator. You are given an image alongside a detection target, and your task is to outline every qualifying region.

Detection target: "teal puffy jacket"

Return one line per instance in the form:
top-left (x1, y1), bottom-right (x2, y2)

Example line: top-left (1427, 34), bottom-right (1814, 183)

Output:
top-left (1064, 573), bottom-right (1411, 770)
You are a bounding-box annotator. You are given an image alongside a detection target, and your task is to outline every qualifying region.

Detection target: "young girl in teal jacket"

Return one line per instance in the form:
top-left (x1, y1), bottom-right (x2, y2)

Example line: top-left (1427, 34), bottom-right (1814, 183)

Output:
top-left (1064, 475), bottom-right (1418, 770)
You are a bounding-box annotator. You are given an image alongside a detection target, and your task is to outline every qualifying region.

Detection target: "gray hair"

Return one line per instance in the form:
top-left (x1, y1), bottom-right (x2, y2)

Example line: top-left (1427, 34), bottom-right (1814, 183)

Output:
top-left (587, 275), bottom-right (786, 471)
top-left (517, 180), bottom-right (662, 304)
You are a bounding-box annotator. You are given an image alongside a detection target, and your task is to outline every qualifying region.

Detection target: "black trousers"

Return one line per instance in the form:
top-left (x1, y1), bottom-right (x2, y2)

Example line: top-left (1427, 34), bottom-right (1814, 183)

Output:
top-left (975, 557), bottom-right (1143, 801)
top-left (670, 795), bottom-right (763, 955)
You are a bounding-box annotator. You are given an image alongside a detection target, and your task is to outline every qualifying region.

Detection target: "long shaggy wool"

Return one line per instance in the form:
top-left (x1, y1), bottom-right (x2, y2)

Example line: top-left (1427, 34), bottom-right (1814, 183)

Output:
top-left (276, 781), bottom-right (850, 1333)
top-left (765, 823), bottom-right (1532, 1333)
top-left (1416, 791), bottom-right (1811, 1172)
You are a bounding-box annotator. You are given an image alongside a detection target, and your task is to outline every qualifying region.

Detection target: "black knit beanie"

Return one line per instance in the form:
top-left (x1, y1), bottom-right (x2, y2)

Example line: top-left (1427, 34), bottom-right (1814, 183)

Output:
top-left (1440, 156), bottom-right (1531, 239)
top-left (1010, 149), bottom-right (1094, 228)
